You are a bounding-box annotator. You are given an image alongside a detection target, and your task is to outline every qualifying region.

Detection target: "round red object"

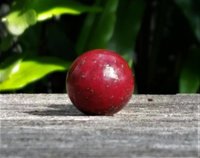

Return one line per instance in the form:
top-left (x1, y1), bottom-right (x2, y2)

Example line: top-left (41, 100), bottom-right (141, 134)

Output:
top-left (66, 49), bottom-right (134, 115)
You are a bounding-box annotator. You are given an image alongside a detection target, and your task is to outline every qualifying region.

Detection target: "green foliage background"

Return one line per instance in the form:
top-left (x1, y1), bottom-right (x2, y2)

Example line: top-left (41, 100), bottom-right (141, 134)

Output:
top-left (0, 0), bottom-right (199, 93)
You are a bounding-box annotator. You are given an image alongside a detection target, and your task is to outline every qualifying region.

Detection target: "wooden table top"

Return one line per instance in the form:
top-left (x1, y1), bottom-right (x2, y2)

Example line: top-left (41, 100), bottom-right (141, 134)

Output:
top-left (0, 94), bottom-right (199, 158)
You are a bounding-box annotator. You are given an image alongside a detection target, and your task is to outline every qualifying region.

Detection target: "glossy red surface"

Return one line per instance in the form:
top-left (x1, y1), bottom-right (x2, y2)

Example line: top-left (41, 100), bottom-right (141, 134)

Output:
top-left (66, 49), bottom-right (134, 115)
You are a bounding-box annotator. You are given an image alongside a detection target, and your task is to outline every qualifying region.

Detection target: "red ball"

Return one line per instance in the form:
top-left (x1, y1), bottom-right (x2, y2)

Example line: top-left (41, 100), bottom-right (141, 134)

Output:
top-left (66, 49), bottom-right (134, 115)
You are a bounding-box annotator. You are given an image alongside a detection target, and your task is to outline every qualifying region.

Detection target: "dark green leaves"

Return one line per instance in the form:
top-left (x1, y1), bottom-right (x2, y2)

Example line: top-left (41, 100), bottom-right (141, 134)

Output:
top-left (1, 0), bottom-right (199, 93)
top-left (76, 0), bottom-right (145, 66)
top-left (175, 0), bottom-right (200, 41)
top-left (87, 0), bottom-right (119, 50)
top-left (76, 0), bottom-right (119, 55)
top-left (179, 47), bottom-right (200, 93)
top-left (0, 57), bottom-right (71, 91)
top-left (108, 0), bottom-right (145, 65)
top-left (175, 0), bottom-right (200, 92)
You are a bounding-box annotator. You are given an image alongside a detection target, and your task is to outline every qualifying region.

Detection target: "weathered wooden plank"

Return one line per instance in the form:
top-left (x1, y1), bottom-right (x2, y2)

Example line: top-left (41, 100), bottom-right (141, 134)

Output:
top-left (0, 94), bottom-right (199, 158)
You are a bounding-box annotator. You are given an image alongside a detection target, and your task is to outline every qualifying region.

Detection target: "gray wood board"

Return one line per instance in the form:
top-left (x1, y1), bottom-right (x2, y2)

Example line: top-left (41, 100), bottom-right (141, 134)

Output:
top-left (0, 94), bottom-right (199, 158)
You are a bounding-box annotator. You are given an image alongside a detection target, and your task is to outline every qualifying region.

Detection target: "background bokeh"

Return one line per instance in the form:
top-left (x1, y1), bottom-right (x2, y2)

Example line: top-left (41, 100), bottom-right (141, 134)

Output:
top-left (0, 0), bottom-right (199, 94)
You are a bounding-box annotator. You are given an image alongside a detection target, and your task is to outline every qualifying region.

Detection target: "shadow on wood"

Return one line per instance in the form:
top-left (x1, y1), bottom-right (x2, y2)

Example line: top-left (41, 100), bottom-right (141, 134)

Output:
top-left (25, 104), bottom-right (84, 116)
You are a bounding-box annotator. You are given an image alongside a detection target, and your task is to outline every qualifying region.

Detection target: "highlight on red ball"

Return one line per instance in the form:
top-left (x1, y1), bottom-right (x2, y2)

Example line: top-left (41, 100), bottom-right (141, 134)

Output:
top-left (66, 49), bottom-right (134, 115)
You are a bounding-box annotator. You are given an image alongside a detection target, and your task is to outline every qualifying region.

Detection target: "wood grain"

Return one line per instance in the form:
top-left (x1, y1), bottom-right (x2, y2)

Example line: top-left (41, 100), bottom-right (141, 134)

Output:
top-left (0, 94), bottom-right (199, 158)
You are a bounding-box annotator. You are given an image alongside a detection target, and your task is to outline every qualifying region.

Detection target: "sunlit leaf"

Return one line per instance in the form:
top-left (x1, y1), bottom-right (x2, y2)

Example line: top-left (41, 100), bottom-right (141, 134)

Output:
top-left (0, 56), bottom-right (22, 82)
top-left (31, 0), bottom-right (102, 21)
top-left (0, 57), bottom-right (71, 91)
top-left (179, 46), bottom-right (200, 93)
top-left (2, 9), bottom-right (37, 35)
top-left (2, 0), bottom-right (102, 35)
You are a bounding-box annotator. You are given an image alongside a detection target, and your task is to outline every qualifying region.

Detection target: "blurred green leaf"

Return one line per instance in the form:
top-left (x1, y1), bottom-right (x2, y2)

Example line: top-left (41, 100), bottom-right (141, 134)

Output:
top-left (76, 0), bottom-right (119, 54)
top-left (76, 0), bottom-right (101, 55)
top-left (76, 0), bottom-right (145, 66)
top-left (87, 0), bottom-right (119, 49)
top-left (0, 57), bottom-right (71, 91)
top-left (179, 46), bottom-right (200, 93)
top-left (2, 9), bottom-right (37, 35)
top-left (174, 0), bottom-right (200, 41)
top-left (32, 0), bottom-right (102, 21)
top-left (107, 0), bottom-right (145, 66)
top-left (2, 0), bottom-right (102, 35)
